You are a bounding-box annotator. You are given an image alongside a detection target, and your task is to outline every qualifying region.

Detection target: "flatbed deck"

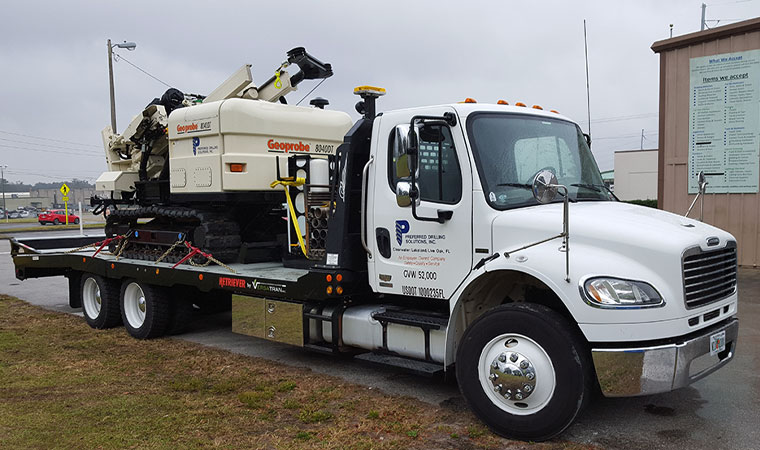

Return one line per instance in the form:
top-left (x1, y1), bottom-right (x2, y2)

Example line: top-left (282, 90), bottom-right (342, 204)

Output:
top-left (10, 234), bottom-right (338, 301)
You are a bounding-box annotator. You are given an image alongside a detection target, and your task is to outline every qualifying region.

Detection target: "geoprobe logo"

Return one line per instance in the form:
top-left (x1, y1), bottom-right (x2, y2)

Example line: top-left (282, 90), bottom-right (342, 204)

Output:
top-left (176, 121), bottom-right (211, 134)
top-left (267, 139), bottom-right (310, 153)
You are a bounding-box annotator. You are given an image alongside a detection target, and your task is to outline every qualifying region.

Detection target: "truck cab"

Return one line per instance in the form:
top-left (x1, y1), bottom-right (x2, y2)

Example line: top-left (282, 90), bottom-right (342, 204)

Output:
top-left (353, 98), bottom-right (738, 439)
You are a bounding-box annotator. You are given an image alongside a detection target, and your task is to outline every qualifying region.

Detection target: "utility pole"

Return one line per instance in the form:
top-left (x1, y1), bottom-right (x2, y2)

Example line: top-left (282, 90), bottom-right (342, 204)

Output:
top-left (701, 3), bottom-right (707, 31)
top-left (641, 129), bottom-right (645, 150)
top-left (1, 165), bottom-right (7, 223)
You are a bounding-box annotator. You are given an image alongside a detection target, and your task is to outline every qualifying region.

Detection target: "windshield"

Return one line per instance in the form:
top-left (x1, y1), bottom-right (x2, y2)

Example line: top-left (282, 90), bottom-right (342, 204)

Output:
top-left (467, 113), bottom-right (613, 209)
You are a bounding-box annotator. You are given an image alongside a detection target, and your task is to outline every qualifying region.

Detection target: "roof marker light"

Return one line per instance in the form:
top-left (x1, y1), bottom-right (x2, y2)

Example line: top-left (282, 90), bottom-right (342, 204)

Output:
top-left (497, 100), bottom-right (509, 105)
top-left (464, 98), bottom-right (477, 103)
top-left (550, 109), bottom-right (560, 114)
top-left (532, 105), bottom-right (543, 110)
top-left (515, 102), bottom-right (526, 107)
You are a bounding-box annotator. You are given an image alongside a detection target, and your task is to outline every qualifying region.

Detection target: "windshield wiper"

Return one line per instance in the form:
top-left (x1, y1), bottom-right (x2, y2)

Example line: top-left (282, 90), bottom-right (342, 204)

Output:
top-left (496, 182), bottom-right (531, 189)
top-left (571, 183), bottom-right (618, 200)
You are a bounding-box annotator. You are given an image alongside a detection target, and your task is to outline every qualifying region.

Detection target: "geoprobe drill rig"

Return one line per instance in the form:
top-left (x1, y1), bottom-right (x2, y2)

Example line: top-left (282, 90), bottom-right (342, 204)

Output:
top-left (92, 48), bottom-right (353, 266)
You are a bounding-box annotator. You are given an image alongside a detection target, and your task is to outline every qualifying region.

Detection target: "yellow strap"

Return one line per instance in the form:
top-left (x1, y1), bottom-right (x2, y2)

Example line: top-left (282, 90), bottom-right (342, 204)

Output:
top-left (271, 177), bottom-right (307, 256)
top-left (274, 71), bottom-right (282, 89)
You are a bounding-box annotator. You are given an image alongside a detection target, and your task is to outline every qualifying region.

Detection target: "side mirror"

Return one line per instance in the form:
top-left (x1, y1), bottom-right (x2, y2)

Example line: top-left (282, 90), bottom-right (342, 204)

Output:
top-left (396, 181), bottom-right (416, 207)
top-left (532, 170), bottom-right (559, 204)
top-left (393, 125), bottom-right (411, 178)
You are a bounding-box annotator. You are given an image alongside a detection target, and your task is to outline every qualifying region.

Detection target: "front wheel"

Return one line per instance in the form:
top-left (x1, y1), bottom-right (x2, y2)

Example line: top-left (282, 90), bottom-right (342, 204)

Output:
top-left (53, 218), bottom-right (59, 225)
top-left (74, 218), bottom-right (80, 224)
top-left (455, 303), bottom-right (591, 442)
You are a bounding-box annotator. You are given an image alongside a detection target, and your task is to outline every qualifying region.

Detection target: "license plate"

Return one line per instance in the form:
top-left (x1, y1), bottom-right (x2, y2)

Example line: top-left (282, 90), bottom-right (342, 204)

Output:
top-left (710, 330), bottom-right (726, 356)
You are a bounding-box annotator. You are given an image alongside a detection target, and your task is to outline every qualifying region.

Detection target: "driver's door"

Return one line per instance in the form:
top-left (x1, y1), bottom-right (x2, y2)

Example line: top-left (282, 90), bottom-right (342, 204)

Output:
top-left (366, 108), bottom-right (472, 300)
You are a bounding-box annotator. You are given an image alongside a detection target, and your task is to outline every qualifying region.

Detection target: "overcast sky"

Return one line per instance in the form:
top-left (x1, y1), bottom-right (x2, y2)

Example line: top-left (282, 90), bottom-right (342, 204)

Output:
top-left (0, 0), bottom-right (758, 184)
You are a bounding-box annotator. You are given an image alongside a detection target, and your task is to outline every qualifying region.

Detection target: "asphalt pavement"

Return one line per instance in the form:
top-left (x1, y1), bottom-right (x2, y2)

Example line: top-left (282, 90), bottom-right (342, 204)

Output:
top-left (2, 230), bottom-right (759, 449)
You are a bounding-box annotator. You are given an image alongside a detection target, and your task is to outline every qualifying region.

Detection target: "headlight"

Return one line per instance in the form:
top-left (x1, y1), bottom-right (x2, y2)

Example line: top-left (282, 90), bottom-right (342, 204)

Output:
top-left (582, 278), bottom-right (664, 308)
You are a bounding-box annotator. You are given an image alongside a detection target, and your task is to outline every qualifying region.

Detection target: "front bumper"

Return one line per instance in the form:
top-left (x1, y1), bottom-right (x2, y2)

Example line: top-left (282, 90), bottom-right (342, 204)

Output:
top-left (591, 318), bottom-right (738, 397)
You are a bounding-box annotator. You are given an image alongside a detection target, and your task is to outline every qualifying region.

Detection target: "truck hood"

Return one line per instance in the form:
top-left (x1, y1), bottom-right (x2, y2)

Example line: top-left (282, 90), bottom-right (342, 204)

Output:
top-left (491, 201), bottom-right (734, 257)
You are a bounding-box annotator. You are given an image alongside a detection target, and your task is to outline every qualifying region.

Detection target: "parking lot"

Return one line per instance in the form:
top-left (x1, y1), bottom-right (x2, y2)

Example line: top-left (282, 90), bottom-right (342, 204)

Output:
top-left (1, 231), bottom-right (758, 449)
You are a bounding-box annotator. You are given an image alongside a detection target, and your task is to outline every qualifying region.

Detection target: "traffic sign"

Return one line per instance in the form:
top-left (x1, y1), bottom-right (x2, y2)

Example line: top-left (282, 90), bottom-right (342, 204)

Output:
top-left (62, 196), bottom-right (69, 202)
top-left (60, 183), bottom-right (70, 196)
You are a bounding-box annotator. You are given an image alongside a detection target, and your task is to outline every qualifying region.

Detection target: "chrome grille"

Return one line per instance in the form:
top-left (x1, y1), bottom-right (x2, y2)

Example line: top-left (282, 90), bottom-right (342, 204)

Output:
top-left (682, 242), bottom-right (737, 309)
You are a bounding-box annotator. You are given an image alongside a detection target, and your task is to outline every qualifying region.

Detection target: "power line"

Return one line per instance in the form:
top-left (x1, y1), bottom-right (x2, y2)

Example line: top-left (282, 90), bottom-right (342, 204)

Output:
top-left (0, 130), bottom-right (100, 148)
top-left (0, 137), bottom-right (102, 154)
top-left (295, 78), bottom-right (327, 106)
top-left (576, 112), bottom-right (658, 125)
top-left (113, 52), bottom-right (173, 89)
top-left (0, 144), bottom-right (104, 158)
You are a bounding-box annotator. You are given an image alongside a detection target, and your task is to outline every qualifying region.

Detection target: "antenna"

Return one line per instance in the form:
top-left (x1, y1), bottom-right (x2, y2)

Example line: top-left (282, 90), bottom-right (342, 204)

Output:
top-left (701, 3), bottom-right (707, 31)
top-left (583, 20), bottom-right (592, 137)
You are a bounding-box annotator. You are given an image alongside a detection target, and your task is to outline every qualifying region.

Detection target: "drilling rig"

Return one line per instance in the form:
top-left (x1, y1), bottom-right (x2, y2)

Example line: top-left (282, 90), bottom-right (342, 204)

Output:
top-left (93, 48), bottom-right (352, 265)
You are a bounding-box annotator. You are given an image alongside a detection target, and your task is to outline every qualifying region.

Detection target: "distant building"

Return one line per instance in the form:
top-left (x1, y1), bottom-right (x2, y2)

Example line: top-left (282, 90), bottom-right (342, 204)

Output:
top-left (613, 149), bottom-right (658, 201)
top-left (600, 170), bottom-right (614, 191)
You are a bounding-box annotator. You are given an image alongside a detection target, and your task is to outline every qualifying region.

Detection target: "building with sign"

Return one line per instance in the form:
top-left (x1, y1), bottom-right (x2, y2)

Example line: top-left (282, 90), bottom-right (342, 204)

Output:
top-left (652, 17), bottom-right (760, 266)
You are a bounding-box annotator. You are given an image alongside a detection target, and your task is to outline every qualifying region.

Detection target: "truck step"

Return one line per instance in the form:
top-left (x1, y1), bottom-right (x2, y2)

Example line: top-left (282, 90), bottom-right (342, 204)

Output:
top-left (372, 309), bottom-right (449, 330)
top-left (354, 352), bottom-right (444, 377)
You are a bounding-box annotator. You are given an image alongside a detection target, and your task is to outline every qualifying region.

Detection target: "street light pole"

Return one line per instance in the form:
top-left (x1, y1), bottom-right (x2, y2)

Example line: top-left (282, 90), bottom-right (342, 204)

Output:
top-left (1, 165), bottom-right (7, 223)
top-left (108, 39), bottom-right (117, 134)
top-left (107, 39), bottom-right (137, 135)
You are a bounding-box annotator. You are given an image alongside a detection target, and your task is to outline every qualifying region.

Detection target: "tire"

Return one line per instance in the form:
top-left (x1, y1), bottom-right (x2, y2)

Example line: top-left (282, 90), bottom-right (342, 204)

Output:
top-left (455, 303), bottom-right (591, 442)
top-left (120, 280), bottom-right (170, 339)
top-left (53, 218), bottom-right (60, 225)
top-left (74, 218), bottom-right (80, 224)
top-left (80, 274), bottom-right (122, 329)
top-left (166, 296), bottom-right (194, 335)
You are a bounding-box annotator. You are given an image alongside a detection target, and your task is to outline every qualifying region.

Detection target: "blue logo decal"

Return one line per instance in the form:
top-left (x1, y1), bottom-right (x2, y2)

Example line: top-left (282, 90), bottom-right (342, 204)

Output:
top-left (395, 220), bottom-right (410, 245)
top-left (192, 137), bottom-right (200, 155)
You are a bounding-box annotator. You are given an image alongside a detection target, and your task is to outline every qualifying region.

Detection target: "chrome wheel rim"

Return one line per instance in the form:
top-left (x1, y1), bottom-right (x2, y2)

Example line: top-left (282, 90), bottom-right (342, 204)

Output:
top-left (123, 282), bottom-right (146, 329)
top-left (477, 333), bottom-right (556, 415)
top-left (82, 278), bottom-right (101, 320)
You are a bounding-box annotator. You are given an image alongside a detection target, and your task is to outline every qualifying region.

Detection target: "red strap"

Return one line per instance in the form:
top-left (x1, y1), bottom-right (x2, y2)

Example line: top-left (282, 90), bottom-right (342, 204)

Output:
top-left (92, 235), bottom-right (124, 257)
top-left (172, 242), bottom-right (213, 268)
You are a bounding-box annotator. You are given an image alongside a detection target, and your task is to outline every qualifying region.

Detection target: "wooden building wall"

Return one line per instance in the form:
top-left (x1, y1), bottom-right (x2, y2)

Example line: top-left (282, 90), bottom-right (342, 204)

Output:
top-left (653, 18), bottom-right (760, 266)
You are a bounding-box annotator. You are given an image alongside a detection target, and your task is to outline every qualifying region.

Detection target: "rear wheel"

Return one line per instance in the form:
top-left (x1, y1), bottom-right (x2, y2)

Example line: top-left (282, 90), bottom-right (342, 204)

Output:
top-left (455, 303), bottom-right (590, 442)
top-left (120, 280), bottom-right (170, 339)
top-left (80, 274), bottom-right (121, 329)
top-left (74, 218), bottom-right (80, 224)
top-left (53, 218), bottom-right (60, 225)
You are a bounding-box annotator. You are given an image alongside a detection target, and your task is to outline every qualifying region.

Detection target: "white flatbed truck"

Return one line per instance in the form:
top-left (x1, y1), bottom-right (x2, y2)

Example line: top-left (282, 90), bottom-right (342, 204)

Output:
top-left (10, 65), bottom-right (739, 441)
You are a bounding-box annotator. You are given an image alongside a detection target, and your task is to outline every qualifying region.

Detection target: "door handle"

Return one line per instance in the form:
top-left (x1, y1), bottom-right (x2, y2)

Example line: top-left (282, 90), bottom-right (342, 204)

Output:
top-left (360, 156), bottom-right (374, 258)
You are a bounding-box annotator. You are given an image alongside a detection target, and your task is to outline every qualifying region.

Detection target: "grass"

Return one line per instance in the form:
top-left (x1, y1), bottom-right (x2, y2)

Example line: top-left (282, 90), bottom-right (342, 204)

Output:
top-left (0, 296), bottom-right (594, 449)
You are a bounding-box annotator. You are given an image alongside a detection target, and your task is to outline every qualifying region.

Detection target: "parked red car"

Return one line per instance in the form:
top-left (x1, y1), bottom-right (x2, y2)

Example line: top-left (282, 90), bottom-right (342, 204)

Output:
top-left (38, 210), bottom-right (79, 225)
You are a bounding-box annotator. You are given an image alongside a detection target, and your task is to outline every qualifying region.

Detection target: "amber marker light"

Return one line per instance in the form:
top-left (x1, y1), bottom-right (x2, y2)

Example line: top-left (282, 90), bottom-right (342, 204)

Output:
top-left (336, 273), bottom-right (343, 282)
top-left (230, 163), bottom-right (244, 173)
top-left (336, 286), bottom-right (344, 295)
top-left (550, 110), bottom-right (560, 114)
top-left (199, 274), bottom-right (204, 281)
top-left (515, 102), bottom-right (526, 107)
top-left (156, 269), bottom-right (160, 275)
top-left (110, 263), bottom-right (115, 269)
top-left (463, 98), bottom-right (477, 103)
top-left (82, 257), bottom-right (86, 263)
top-left (497, 100), bottom-right (509, 105)
top-left (326, 286), bottom-right (334, 295)
top-left (532, 105), bottom-right (543, 110)
top-left (326, 274), bottom-right (333, 282)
